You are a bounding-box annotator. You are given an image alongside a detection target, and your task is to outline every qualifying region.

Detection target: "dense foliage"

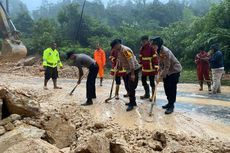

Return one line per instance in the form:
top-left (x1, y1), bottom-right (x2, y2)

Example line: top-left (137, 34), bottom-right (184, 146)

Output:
top-left (2, 0), bottom-right (229, 70)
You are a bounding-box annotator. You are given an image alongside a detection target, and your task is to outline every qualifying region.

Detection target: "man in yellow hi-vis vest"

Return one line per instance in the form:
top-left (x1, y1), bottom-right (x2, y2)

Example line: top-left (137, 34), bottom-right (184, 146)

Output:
top-left (43, 42), bottom-right (63, 90)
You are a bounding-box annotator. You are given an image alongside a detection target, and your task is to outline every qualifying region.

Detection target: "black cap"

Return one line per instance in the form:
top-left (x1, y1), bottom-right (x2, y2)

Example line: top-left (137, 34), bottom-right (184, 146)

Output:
top-left (199, 46), bottom-right (205, 51)
top-left (141, 35), bottom-right (149, 41)
top-left (150, 36), bottom-right (163, 52)
top-left (66, 51), bottom-right (75, 59)
top-left (110, 39), bottom-right (122, 49)
top-left (210, 44), bottom-right (219, 51)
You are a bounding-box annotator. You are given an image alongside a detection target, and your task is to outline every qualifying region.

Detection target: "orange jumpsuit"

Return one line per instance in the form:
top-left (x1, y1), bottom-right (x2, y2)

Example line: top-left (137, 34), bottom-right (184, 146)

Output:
top-left (94, 48), bottom-right (106, 78)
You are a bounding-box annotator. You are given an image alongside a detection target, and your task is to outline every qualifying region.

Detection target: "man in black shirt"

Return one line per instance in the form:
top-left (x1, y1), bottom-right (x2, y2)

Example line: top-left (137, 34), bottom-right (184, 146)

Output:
top-left (66, 52), bottom-right (99, 106)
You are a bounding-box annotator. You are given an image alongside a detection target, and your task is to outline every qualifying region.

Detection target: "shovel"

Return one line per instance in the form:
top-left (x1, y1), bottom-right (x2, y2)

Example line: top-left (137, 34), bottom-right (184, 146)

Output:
top-left (149, 72), bottom-right (160, 116)
top-left (69, 71), bottom-right (88, 96)
top-left (105, 61), bottom-right (119, 103)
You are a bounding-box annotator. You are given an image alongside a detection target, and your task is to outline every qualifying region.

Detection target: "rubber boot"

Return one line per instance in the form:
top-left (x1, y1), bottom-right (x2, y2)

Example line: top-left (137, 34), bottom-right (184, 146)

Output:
top-left (140, 85), bottom-right (150, 99)
top-left (115, 85), bottom-right (120, 100)
top-left (199, 81), bottom-right (203, 91)
top-left (100, 78), bottom-right (103, 86)
top-left (207, 82), bottom-right (211, 91)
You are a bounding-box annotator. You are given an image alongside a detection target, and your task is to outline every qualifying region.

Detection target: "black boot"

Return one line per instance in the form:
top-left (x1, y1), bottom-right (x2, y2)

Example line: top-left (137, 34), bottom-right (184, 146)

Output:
top-left (162, 103), bottom-right (170, 109)
top-left (126, 105), bottom-right (134, 111)
top-left (100, 78), bottom-right (103, 86)
top-left (207, 82), bottom-right (211, 91)
top-left (140, 85), bottom-right (150, 99)
top-left (199, 81), bottom-right (203, 91)
top-left (165, 106), bottom-right (174, 114)
top-left (81, 99), bottom-right (93, 106)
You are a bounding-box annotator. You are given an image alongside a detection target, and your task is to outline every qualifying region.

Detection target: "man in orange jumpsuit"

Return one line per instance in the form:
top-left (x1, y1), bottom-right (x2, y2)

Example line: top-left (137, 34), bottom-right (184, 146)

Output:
top-left (94, 43), bottom-right (106, 86)
top-left (195, 47), bottom-right (211, 91)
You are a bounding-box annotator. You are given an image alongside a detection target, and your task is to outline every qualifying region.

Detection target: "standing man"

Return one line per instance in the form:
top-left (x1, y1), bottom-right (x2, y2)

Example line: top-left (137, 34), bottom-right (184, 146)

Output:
top-left (150, 36), bottom-right (182, 114)
top-left (195, 47), bottom-right (211, 91)
top-left (110, 39), bottom-right (141, 111)
top-left (109, 49), bottom-right (129, 100)
top-left (94, 43), bottom-right (106, 86)
top-left (209, 44), bottom-right (224, 94)
top-left (139, 35), bottom-right (158, 100)
top-left (43, 42), bottom-right (63, 90)
top-left (66, 52), bottom-right (99, 105)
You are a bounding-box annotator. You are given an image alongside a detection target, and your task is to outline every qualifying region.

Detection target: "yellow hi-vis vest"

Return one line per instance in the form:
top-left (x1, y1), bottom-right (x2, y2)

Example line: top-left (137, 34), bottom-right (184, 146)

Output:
top-left (42, 48), bottom-right (63, 68)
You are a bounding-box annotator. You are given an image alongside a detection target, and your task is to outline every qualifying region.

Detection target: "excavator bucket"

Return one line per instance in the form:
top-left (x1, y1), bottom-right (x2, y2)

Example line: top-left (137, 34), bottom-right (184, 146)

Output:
top-left (0, 2), bottom-right (27, 62)
top-left (0, 38), bottom-right (27, 61)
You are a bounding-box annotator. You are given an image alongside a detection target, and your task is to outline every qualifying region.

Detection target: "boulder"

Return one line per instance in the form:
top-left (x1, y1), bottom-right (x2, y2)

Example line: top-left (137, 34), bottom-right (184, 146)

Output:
top-left (153, 131), bottom-right (167, 148)
top-left (110, 139), bottom-right (131, 153)
top-left (4, 122), bottom-right (14, 131)
top-left (3, 139), bottom-right (61, 153)
top-left (73, 134), bottom-right (110, 153)
top-left (0, 88), bottom-right (40, 117)
top-left (16, 57), bottom-right (37, 66)
top-left (42, 115), bottom-right (75, 149)
top-left (0, 126), bottom-right (6, 135)
top-left (0, 114), bottom-right (22, 126)
top-left (0, 124), bottom-right (45, 152)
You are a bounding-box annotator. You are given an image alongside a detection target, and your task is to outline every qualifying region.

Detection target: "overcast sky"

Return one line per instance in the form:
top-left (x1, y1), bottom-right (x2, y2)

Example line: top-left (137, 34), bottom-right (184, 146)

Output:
top-left (22, 0), bottom-right (169, 11)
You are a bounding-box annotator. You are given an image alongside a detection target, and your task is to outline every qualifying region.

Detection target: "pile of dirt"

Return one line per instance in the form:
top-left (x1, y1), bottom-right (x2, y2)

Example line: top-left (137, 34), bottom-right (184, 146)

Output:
top-left (0, 79), bottom-right (229, 153)
top-left (0, 59), bottom-right (80, 79)
top-left (23, 102), bottom-right (230, 153)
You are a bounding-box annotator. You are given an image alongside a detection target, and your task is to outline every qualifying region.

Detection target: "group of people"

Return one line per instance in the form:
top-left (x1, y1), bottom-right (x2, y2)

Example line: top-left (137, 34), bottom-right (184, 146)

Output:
top-left (195, 44), bottom-right (225, 94)
top-left (42, 36), bottom-right (224, 115)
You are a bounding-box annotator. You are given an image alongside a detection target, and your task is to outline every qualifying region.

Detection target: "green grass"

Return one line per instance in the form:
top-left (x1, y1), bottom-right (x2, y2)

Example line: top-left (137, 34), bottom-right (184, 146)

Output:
top-left (103, 68), bottom-right (230, 86)
top-left (180, 69), bottom-right (230, 86)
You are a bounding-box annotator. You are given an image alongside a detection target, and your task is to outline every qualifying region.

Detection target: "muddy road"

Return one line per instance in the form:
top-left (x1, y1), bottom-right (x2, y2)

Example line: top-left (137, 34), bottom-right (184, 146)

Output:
top-left (0, 72), bottom-right (229, 144)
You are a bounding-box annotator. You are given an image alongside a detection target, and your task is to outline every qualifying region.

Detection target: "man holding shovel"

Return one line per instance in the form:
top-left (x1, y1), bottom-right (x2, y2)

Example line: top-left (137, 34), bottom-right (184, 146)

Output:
top-left (150, 36), bottom-right (182, 114)
top-left (110, 39), bottom-right (141, 111)
top-left (66, 52), bottom-right (99, 106)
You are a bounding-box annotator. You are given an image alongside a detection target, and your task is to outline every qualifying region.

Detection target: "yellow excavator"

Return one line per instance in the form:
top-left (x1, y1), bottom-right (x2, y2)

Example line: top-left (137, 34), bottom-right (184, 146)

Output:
top-left (0, 2), bottom-right (27, 61)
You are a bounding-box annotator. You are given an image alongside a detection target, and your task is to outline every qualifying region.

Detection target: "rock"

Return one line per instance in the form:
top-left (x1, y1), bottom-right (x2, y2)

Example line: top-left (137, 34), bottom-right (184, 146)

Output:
top-left (110, 139), bottom-right (131, 153)
top-left (0, 124), bottom-right (45, 152)
top-left (17, 57), bottom-right (37, 66)
top-left (23, 57), bottom-right (37, 66)
top-left (74, 134), bottom-right (110, 153)
top-left (4, 122), bottom-right (15, 131)
top-left (94, 122), bottom-right (105, 129)
top-left (0, 88), bottom-right (40, 117)
top-left (3, 139), bottom-right (61, 153)
top-left (148, 141), bottom-right (163, 151)
top-left (42, 115), bottom-right (75, 149)
top-left (60, 147), bottom-right (70, 153)
top-left (10, 114), bottom-right (22, 121)
top-left (0, 126), bottom-right (6, 135)
top-left (0, 114), bottom-right (22, 126)
top-left (153, 132), bottom-right (167, 148)
top-left (105, 130), bottom-right (113, 139)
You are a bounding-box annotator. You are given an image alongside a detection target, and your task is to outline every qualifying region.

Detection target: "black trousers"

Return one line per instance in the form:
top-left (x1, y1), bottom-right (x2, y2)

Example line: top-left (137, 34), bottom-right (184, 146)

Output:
top-left (87, 63), bottom-right (99, 100)
top-left (115, 76), bottom-right (129, 92)
top-left (163, 73), bottom-right (180, 108)
top-left (141, 75), bottom-right (155, 88)
top-left (125, 69), bottom-right (139, 106)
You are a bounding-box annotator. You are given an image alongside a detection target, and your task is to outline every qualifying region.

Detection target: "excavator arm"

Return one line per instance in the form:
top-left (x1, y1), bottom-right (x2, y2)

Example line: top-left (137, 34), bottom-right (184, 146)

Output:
top-left (0, 2), bottom-right (27, 61)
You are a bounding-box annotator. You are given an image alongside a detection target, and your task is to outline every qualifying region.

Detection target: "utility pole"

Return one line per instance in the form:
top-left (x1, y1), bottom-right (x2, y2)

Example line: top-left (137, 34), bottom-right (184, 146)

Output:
top-left (75, 0), bottom-right (86, 42)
